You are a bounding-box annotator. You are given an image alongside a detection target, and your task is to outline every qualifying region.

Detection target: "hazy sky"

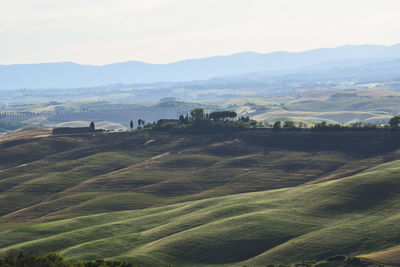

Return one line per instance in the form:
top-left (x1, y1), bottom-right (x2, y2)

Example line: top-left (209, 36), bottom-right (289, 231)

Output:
top-left (1, 0), bottom-right (399, 65)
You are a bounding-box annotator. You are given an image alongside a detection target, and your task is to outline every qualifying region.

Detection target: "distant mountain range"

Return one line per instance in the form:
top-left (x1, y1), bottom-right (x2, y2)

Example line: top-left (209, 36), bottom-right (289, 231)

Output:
top-left (1, 44), bottom-right (400, 90)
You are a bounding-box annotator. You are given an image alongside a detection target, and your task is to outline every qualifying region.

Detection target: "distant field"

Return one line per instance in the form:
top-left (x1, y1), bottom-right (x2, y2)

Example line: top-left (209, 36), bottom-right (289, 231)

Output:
top-left (2, 89), bottom-right (400, 129)
top-left (253, 91), bottom-right (400, 124)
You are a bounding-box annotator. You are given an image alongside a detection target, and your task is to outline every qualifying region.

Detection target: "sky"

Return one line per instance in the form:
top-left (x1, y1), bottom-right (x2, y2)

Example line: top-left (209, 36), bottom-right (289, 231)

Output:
top-left (1, 0), bottom-right (399, 65)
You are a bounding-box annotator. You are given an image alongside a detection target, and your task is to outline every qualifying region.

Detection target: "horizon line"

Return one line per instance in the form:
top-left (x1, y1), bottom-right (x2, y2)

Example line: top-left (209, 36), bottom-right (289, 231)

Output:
top-left (1, 43), bottom-right (399, 67)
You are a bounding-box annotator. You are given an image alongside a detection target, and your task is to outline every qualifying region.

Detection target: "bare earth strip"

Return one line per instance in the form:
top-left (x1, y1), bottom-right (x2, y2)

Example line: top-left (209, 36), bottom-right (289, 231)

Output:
top-left (360, 246), bottom-right (400, 265)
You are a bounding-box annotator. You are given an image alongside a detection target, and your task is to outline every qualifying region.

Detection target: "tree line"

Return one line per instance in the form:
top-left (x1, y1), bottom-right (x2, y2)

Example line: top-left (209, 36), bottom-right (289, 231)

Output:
top-left (0, 249), bottom-right (134, 267)
top-left (0, 111), bottom-right (44, 117)
top-left (271, 116), bottom-right (400, 131)
top-left (0, 110), bottom-right (73, 117)
top-left (56, 109), bottom-right (400, 134)
top-left (143, 108), bottom-right (259, 134)
top-left (126, 108), bottom-right (400, 134)
top-left (0, 249), bottom-right (384, 267)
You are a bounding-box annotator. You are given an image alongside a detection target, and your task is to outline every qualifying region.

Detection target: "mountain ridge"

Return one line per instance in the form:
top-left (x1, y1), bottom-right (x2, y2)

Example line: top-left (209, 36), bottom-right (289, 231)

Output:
top-left (1, 44), bottom-right (400, 90)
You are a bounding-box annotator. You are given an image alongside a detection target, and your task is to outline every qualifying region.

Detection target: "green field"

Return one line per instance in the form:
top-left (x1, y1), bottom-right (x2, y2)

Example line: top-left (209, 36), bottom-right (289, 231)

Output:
top-left (1, 129), bottom-right (400, 266)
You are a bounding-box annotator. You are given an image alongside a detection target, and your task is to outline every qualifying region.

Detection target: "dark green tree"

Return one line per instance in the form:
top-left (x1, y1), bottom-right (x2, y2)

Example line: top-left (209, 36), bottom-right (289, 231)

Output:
top-left (179, 115), bottom-right (185, 123)
top-left (283, 120), bottom-right (295, 128)
top-left (130, 120), bottom-right (134, 130)
top-left (190, 108), bottom-right (205, 121)
top-left (228, 111), bottom-right (237, 120)
top-left (137, 119), bottom-right (146, 127)
top-left (273, 121), bottom-right (281, 130)
top-left (90, 121), bottom-right (95, 130)
top-left (209, 111), bottom-right (237, 121)
top-left (209, 111), bottom-right (221, 121)
top-left (351, 122), bottom-right (363, 128)
top-left (389, 116), bottom-right (400, 129)
top-left (239, 116), bottom-right (250, 122)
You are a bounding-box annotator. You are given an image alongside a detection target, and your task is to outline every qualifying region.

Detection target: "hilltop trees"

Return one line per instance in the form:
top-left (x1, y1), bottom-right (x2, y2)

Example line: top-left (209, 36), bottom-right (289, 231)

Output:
top-left (135, 109), bottom-right (400, 134)
top-left (178, 114), bottom-right (189, 124)
top-left (209, 111), bottom-right (237, 121)
top-left (82, 113), bottom-right (400, 134)
top-left (312, 121), bottom-right (344, 131)
top-left (179, 115), bottom-right (185, 124)
top-left (149, 108), bottom-right (257, 134)
top-left (190, 108), bottom-right (205, 121)
top-left (273, 121), bottom-right (281, 130)
top-left (389, 116), bottom-right (400, 129)
top-left (227, 111), bottom-right (237, 120)
top-left (137, 119), bottom-right (145, 128)
top-left (283, 120), bottom-right (295, 128)
top-left (239, 116), bottom-right (250, 122)
top-left (186, 109), bottom-right (238, 122)
top-left (298, 122), bottom-right (307, 128)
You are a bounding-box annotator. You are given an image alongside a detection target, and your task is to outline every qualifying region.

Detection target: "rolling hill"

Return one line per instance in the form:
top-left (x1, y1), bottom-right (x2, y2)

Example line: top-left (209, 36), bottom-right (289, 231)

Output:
top-left (1, 144), bottom-right (400, 265)
top-left (1, 129), bottom-right (400, 265)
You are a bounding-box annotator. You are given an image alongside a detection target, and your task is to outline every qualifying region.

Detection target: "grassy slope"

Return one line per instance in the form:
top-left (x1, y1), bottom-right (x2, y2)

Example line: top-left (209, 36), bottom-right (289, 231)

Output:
top-left (1, 130), bottom-right (400, 230)
top-left (1, 160), bottom-right (400, 266)
top-left (2, 130), bottom-right (400, 265)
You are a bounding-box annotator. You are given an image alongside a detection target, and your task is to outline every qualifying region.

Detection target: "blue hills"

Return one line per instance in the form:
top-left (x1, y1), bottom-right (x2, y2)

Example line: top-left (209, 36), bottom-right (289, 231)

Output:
top-left (1, 44), bottom-right (400, 90)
